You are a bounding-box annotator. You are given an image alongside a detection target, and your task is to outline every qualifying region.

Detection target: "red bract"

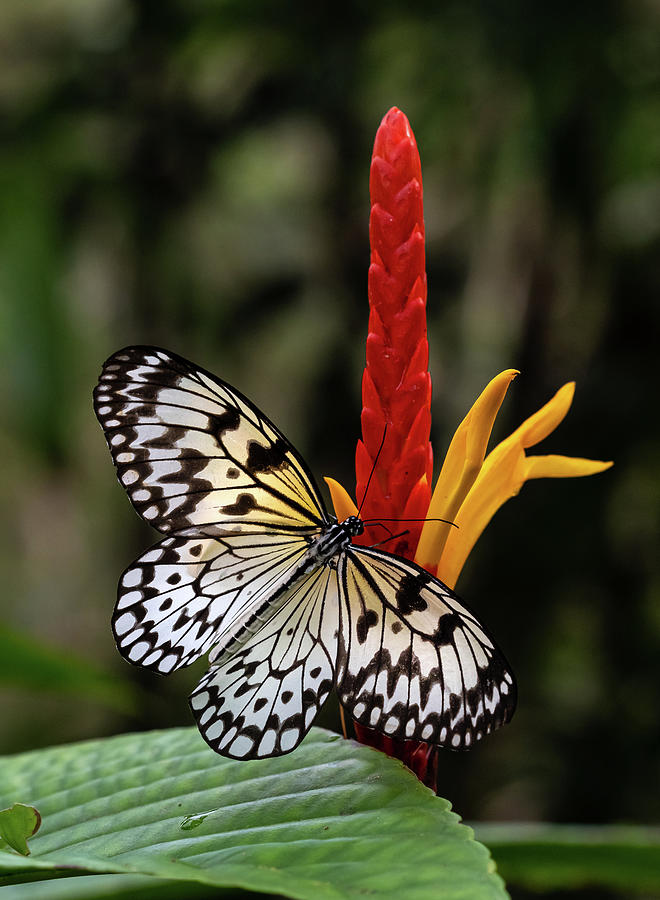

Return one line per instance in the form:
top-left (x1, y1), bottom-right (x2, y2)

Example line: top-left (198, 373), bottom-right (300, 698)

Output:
top-left (353, 107), bottom-right (438, 789)
top-left (355, 108), bottom-right (433, 560)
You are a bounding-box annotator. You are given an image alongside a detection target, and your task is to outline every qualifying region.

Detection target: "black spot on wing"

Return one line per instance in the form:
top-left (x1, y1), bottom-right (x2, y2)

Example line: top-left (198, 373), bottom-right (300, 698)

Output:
top-left (246, 438), bottom-right (289, 473)
top-left (221, 493), bottom-right (257, 516)
top-left (394, 573), bottom-right (429, 615)
top-left (356, 609), bottom-right (379, 645)
top-left (434, 612), bottom-right (460, 646)
top-left (210, 408), bottom-right (241, 438)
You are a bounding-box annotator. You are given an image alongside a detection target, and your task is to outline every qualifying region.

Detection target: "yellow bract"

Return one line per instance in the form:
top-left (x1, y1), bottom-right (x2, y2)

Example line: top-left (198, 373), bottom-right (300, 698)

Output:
top-left (426, 380), bottom-right (612, 589)
top-left (326, 373), bottom-right (612, 592)
top-left (325, 477), bottom-right (359, 521)
top-left (414, 369), bottom-right (519, 578)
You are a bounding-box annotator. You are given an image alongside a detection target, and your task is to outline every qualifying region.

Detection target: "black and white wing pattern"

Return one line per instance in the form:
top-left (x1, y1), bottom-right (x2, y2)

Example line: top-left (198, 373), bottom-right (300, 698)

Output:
top-left (93, 346), bottom-right (327, 536)
top-left (94, 346), bottom-right (333, 711)
top-left (95, 345), bottom-right (516, 761)
top-left (336, 546), bottom-right (516, 749)
top-left (189, 565), bottom-right (339, 759)
top-left (112, 531), bottom-right (314, 674)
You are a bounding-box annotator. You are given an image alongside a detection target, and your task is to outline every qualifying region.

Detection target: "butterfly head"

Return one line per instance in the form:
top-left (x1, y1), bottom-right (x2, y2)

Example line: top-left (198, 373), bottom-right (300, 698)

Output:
top-left (341, 516), bottom-right (364, 538)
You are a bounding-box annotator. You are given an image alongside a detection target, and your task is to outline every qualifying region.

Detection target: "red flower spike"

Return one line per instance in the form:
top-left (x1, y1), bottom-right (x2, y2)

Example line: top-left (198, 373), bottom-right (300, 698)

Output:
top-left (355, 107), bottom-right (432, 560)
top-left (352, 107), bottom-right (437, 790)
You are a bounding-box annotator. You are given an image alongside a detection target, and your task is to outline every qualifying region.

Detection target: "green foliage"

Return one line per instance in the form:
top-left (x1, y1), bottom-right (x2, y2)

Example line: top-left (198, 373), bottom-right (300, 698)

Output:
top-left (0, 804), bottom-right (41, 856)
top-left (477, 824), bottom-right (660, 895)
top-left (0, 727), bottom-right (506, 900)
top-left (0, 627), bottom-right (134, 714)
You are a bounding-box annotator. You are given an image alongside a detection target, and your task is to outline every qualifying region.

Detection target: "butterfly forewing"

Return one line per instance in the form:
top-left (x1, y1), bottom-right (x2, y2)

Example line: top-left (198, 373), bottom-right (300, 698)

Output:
top-left (190, 565), bottom-right (339, 759)
top-left (336, 546), bottom-right (516, 749)
top-left (94, 347), bottom-right (327, 536)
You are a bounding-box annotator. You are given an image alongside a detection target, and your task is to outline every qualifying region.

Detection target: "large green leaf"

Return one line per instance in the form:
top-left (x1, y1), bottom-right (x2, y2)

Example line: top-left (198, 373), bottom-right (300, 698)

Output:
top-left (0, 727), bottom-right (506, 900)
top-left (475, 822), bottom-right (660, 894)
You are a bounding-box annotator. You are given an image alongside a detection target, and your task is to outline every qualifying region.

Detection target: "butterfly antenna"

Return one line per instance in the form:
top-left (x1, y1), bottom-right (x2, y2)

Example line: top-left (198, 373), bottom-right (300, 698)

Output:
top-left (358, 425), bottom-right (388, 516)
top-left (367, 521), bottom-right (395, 540)
top-left (370, 528), bottom-right (410, 550)
top-left (362, 517), bottom-right (458, 528)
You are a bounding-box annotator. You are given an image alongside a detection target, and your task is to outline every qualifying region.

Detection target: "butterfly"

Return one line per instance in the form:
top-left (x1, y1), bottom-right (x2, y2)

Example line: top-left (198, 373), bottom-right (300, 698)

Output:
top-left (94, 346), bottom-right (516, 759)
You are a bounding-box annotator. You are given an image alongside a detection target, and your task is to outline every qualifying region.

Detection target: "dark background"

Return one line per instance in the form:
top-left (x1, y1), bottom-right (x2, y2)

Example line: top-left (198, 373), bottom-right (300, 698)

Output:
top-left (1, 0), bottom-right (659, 873)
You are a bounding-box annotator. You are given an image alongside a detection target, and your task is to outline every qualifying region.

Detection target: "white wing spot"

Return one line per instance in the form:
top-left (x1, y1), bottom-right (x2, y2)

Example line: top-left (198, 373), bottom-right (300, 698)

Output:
top-left (190, 690), bottom-right (210, 710)
top-left (205, 721), bottom-right (224, 741)
top-left (231, 736), bottom-right (255, 758)
top-left (279, 729), bottom-right (300, 752)
top-left (258, 731), bottom-right (276, 756)
top-left (384, 717), bottom-right (399, 734)
top-left (110, 434), bottom-right (126, 446)
top-left (122, 569), bottom-right (142, 588)
top-left (199, 706), bottom-right (215, 725)
top-left (128, 641), bottom-right (150, 661)
top-left (114, 612), bottom-right (136, 635)
top-left (159, 654), bottom-right (178, 673)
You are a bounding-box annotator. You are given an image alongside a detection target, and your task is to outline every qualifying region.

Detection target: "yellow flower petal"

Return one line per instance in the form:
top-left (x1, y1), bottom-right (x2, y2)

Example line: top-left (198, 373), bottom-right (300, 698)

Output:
top-left (324, 476), bottom-right (358, 521)
top-left (524, 454), bottom-right (613, 480)
top-left (415, 369), bottom-right (518, 572)
top-left (436, 384), bottom-right (613, 589)
top-left (511, 382), bottom-right (575, 448)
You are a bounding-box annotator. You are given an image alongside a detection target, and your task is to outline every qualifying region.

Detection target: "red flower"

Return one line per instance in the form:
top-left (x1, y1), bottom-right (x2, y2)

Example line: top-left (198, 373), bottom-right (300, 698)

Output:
top-left (355, 108), bottom-right (433, 560)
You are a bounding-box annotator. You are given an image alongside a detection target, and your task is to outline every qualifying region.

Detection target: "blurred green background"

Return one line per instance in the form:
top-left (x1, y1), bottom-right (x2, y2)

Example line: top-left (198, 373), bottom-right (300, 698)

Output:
top-left (1, 0), bottom-right (659, 893)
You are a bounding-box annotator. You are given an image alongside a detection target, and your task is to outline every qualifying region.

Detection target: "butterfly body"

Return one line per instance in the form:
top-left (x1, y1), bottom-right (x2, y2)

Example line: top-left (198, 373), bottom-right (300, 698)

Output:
top-left (95, 346), bottom-right (516, 759)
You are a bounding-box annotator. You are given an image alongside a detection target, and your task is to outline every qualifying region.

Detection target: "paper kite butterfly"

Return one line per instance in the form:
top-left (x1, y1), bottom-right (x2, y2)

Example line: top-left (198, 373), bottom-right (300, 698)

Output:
top-left (94, 347), bottom-right (516, 759)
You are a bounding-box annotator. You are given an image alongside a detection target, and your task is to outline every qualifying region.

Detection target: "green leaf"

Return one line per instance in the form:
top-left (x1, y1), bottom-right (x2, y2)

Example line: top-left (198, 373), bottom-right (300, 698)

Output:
top-left (0, 626), bottom-right (135, 714)
top-left (0, 874), bottom-right (248, 899)
top-left (0, 803), bottom-right (41, 856)
top-left (474, 823), bottom-right (660, 894)
top-left (0, 727), bottom-right (506, 900)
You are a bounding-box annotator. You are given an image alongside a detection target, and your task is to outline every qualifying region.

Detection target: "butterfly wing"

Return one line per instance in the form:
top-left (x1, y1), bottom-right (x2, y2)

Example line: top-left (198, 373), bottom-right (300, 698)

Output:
top-left (336, 546), bottom-right (516, 749)
top-left (113, 531), bottom-right (315, 673)
top-left (94, 346), bottom-right (327, 536)
top-left (189, 565), bottom-right (340, 759)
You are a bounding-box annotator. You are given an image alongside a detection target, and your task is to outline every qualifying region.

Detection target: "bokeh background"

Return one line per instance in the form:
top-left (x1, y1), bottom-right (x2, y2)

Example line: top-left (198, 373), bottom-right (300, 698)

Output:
top-left (1, 1), bottom-right (659, 895)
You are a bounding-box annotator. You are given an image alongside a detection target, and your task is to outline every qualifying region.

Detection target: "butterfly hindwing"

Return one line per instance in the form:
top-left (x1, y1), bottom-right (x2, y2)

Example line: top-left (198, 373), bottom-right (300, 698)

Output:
top-left (190, 565), bottom-right (340, 759)
top-left (336, 546), bottom-right (516, 749)
top-left (94, 346), bottom-right (327, 536)
top-left (113, 531), bottom-right (315, 674)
